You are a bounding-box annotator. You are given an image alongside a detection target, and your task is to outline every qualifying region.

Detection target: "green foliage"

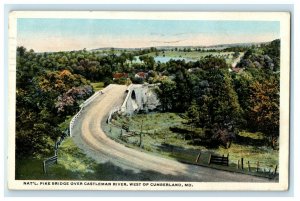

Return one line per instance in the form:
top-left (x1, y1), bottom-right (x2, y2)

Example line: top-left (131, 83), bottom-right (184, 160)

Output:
top-left (15, 138), bottom-right (98, 180)
top-left (139, 55), bottom-right (155, 70)
top-left (153, 40), bottom-right (280, 147)
top-left (185, 100), bottom-right (200, 126)
top-left (172, 69), bottom-right (193, 112)
top-left (16, 38), bottom-right (280, 157)
top-left (237, 39), bottom-right (280, 72)
top-left (247, 75), bottom-right (279, 137)
top-left (234, 40), bottom-right (280, 137)
top-left (108, 112), bottom-right (278, 177)
top-left (197, 55), bottom-right (228, 70)
top-left (16, 48), bottom-right (93, 157)
top-left (201, 68), bottom-right (242, 128)
top-left (187, 68), bottom-right (242, 148)
top-left (90, 82), bottom-right (104, 91)
top-left (130, 76), bottom-right (144, 84)
top-left (154, 76), bottom-right (176, 111)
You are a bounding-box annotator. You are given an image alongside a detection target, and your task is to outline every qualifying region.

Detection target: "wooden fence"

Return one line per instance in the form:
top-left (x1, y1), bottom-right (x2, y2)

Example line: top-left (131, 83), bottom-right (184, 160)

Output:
top-left (44, 85), bottom-right (115, 173)
top-left (194, 151), bottom-right (278, 178)
top-left (237, 158), bottom-right (278, 175)
top-left (70, 84), bottom-right (113, 137)
top-left (208, 154), bottom-right (229, 166)
top-left (43, 155), bottom-right (58, 173)
top-left (43, 129), bottom-right (68, 174)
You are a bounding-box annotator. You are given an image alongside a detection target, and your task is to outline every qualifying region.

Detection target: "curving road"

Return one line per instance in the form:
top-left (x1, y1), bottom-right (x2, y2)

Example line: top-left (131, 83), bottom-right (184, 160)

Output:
top-left (72, 84), bottom-right (271, 182)
top-left (231, 52), bottom-right (245, 68)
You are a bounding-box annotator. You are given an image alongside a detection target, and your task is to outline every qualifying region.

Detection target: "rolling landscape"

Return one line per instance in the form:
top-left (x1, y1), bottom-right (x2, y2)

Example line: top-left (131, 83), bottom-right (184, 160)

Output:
top-left (15, 18), bottom-right (280, 182)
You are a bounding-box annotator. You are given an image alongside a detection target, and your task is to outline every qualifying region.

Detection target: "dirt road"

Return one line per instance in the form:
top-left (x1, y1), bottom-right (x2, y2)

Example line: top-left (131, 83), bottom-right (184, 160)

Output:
top-left (72, 84), bottom-right (270, 182)
top-left (231, 52), bottom-right (245, 68)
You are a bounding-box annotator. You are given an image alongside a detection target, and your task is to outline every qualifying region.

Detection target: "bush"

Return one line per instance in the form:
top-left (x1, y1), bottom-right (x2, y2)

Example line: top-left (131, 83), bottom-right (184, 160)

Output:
top-left (207, 124), bottom-right (236, 149)
top-left (131, 77), bottom-right (144, 84)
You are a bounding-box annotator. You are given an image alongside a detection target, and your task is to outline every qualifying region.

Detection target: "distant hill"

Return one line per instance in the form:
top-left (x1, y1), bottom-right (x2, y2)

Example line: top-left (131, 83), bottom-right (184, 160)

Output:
top-left (90, 40), bottom-right (277, 52)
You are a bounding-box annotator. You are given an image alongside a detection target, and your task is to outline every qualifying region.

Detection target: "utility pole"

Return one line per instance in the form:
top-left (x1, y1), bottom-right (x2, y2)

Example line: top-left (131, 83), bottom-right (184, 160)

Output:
top-left (139, 119), bottom-right (143, 147)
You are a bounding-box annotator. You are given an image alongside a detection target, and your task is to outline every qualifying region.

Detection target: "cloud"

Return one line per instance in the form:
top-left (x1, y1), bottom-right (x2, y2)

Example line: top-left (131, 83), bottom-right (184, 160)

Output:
top-left (150, 33), bottom-right (165, 37)
top-left (150, 40), bottom-right (184, 44)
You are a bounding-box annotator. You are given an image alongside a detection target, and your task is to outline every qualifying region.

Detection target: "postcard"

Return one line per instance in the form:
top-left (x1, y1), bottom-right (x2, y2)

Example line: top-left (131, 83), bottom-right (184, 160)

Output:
top-left (7, 11), bottom-right (290, 191)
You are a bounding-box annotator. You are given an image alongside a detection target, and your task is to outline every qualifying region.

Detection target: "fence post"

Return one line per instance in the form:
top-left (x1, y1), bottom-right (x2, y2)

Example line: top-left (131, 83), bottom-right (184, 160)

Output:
top-left (274, 165), bottom-right (278, 175)
top-left (139, 133), bottom-right (142, 147)
top-left (208, 154), bottom-right (212, 165)
top-left (43, 161), bottom-right (47, 174)
top-left (256, 161), bottom-right (259, 172)
top-left (248, 161), bottom-right (251, 172)
top-left (237, 160), bottom-right (240, 169)
top-left (241, 158), bottom-right (244, 170)
top-left (227, 153), bottom-right (229, 166)
top-left (221, 154), bottom-right (224, 165)
top-left (195, 152), bottom-right (201, 163)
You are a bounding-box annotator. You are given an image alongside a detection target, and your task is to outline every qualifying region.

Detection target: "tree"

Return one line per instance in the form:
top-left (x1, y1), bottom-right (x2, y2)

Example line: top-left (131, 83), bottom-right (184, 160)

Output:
top-left (154, 76), bottom-right (176, 111)
top-left (186, 68), bottom-right (242, 148)
top-left (55, 85), bottom-right (93, 115)
top-left (139, 55), bottom-right (155, 70)
top-left (188, 65), bottom-right (242, 129)
top-left (233, 51), bottom-right (240, 58)
top-left (16, 48), bottom-right (93, 157)
top-left (198, 55), bottom-right (228, 70)
top-left (172, 69), bottom-right (193, 112)
top-left (127, 53), bottom-right (135, 64)
top-left (185, 100), bottom-right (200, 127)
top-left (236, 39), bottom-right (280, 72)
top-left (247, 75), bottom-right (279, 138)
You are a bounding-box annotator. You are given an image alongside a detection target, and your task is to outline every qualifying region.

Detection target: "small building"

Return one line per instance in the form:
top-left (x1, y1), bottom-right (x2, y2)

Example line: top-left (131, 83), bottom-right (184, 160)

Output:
top-left (135, 72), bottom-right (148, 79)
top-left (113, 73), bottom-right (128, 80)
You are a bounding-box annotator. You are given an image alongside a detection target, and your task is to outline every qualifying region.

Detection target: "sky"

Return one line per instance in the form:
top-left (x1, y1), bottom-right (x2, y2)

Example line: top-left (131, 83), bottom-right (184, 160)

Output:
top-left (17, 18), bottom-right (280, 52)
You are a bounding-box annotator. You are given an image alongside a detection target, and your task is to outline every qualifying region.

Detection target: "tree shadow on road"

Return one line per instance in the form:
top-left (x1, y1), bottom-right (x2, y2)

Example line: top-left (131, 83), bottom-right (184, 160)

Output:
top-left (67, 159), bottom-right (273, 182)
top-left (84, 160), bottom-right (195, 181)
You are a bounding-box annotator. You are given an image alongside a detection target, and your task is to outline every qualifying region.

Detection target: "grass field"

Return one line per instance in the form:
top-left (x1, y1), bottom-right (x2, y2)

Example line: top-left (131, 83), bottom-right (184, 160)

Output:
top-left (59, 115), bottom-right (73, 130)
top-left (16, 112), bottom-right (100, 180)
top-left (15, 138), bottom-right (100, 180)
top-left (17, 137), bottom-right (160, 181)
top-left (90, 82), bottom-right (105, 92)
top-left (107, 112), bottom-right (279, 178)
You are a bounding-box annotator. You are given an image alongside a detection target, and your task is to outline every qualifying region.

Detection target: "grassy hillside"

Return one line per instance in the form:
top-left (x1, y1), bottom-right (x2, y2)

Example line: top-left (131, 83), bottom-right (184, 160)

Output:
top-left (106, 112), bottom-right (279, 177)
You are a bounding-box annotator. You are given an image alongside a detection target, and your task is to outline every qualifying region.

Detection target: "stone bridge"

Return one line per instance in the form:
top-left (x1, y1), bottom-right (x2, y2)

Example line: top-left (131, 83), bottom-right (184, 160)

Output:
top-left (120, 84), bottom-right (160, 115)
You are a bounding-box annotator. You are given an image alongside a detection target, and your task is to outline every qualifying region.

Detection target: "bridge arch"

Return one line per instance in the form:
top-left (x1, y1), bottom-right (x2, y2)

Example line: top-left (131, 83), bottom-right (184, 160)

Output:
top-left (131, 90), bottom-right (136, 100)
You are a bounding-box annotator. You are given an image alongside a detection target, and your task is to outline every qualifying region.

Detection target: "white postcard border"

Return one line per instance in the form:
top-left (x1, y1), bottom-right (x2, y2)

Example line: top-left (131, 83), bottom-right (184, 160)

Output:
top-left (7, 11), bottom-right (291, 191)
